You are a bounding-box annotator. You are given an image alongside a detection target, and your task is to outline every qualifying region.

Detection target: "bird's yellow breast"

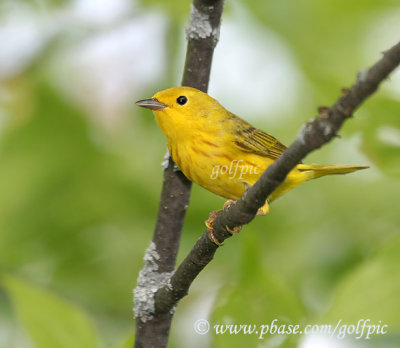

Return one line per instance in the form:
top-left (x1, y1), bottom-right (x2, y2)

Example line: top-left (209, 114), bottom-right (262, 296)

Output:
top-left (168, 134), bottom-right (271, 201)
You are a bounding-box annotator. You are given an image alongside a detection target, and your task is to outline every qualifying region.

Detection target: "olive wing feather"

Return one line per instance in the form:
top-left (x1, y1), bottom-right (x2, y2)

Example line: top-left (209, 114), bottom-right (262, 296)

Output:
top-left (229, 114), bottom-right (287, 159)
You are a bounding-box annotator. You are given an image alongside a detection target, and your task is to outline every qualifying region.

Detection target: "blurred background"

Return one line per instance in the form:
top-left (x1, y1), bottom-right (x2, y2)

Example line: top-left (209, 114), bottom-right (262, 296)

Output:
top-left (0, 0), bottom-right (399, 347)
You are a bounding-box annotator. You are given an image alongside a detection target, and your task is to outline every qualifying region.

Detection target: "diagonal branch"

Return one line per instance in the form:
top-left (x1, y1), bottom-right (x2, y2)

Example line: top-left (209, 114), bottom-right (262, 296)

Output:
top-left (134, 1), bottom-right (225, 347)
top-left (154, 41), bottom-right (400, 315)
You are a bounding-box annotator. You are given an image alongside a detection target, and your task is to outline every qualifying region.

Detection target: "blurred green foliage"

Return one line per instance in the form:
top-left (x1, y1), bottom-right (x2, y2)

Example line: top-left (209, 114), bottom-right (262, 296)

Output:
top-left (3, 275), bottom-right (98, 348)
top-left (0, 0), bottom-right (399, 347)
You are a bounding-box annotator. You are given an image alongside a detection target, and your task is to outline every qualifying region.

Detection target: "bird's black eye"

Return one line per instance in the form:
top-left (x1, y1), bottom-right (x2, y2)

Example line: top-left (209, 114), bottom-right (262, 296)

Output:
top-left (176, 96), bottom-right (187, 105)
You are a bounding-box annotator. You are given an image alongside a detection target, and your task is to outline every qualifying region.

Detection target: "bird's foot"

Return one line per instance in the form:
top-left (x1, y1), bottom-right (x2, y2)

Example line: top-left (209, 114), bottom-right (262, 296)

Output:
top-left (205, 210), bottom-right (223, 246)
top-left (205, 200), bottom-right (243, 246)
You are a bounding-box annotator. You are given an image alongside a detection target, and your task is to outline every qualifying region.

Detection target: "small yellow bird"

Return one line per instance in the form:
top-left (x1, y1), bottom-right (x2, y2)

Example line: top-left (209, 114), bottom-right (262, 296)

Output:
top-left (136, 87), bottom-right (368, 244)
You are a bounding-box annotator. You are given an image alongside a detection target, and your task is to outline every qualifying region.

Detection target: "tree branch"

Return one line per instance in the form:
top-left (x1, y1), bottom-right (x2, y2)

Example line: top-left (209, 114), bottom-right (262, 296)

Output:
top-left (154, 41), bottom-right (400, 315)
top-left (134, 1), bottom-right (225, 347)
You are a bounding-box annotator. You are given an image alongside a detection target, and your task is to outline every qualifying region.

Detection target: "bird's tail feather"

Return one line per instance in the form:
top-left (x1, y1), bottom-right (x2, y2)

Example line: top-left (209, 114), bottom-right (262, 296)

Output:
top-left (267, 164), bottom-right (368, 203)
top-left (296, 164), bottom-right (369, 179)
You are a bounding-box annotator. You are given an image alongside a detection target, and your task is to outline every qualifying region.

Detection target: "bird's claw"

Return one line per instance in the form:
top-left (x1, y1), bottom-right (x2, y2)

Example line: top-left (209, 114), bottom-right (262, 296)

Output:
top-left (226, 225), bottom-right (242, 234)
top-left (205, 210), bottom-right (223, 246)
top-left (205, 201), bottom-right (244, 246)
top-left (223, 200), bottom-right (236, 209)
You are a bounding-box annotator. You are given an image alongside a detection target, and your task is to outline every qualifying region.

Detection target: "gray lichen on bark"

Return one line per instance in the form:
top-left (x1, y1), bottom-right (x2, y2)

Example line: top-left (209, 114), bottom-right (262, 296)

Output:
top-left (133, 242), bottom-right (174, 322)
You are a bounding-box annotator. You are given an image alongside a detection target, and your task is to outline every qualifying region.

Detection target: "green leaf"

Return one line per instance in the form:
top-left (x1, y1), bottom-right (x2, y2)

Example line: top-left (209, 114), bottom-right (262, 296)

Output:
top-left (2, 275), bottom-right (98, 348)
top-left (323, 237), bottom-right (400, 332)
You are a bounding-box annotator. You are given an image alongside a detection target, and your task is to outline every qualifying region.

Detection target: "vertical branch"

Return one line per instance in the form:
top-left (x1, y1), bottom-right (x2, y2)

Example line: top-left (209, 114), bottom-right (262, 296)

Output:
top-left (183, 0), bottom-right (224, 91)
top-left (134, 1), bottom-right (225, 347)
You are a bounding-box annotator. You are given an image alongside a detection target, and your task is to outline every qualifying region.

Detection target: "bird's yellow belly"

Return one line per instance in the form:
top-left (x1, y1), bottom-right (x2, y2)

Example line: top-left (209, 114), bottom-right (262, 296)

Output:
top-left (169, 142), bottom-right (270, 201)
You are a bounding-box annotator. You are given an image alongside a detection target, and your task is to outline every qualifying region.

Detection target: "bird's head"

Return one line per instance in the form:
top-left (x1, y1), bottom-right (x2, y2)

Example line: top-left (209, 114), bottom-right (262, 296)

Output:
top-left (136, 87), bottom-right (225, 142)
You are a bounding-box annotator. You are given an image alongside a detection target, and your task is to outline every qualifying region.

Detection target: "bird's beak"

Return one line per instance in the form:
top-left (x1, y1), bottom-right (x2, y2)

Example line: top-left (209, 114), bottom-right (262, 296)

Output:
top-left (135, 98), bottom-right (166, 111)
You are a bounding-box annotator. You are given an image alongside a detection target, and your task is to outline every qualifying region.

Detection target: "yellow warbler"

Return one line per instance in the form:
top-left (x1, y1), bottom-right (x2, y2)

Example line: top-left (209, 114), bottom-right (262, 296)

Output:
top-left (136, 87), bottom-right (368, 243)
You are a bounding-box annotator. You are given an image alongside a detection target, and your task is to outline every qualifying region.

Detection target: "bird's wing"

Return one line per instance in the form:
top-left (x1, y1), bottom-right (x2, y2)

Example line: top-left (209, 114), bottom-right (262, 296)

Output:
top-left (231, 119), bottom-right (287, 159)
